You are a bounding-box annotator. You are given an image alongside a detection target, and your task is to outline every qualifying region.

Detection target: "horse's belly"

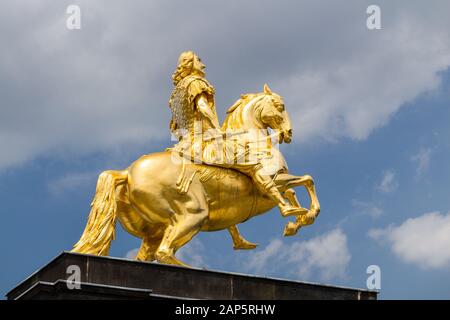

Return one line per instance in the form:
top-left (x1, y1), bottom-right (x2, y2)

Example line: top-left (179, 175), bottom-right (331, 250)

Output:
top-left (200, 173), bottom-right (256, 231)
top-left (202, 205), bottom-right (253, 231)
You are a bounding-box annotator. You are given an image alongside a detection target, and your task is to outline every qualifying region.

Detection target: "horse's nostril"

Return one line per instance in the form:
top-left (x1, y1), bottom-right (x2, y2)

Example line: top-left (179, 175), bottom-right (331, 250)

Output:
top-left (288, 129), bottom-right (293, 136)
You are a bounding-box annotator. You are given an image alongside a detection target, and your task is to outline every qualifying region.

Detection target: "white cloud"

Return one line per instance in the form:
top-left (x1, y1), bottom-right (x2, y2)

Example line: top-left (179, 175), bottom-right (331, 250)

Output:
top-left (377, 170), bottom-right (398, 194)
top-left (1, 1), bottom-right (450, 169)
top-left (245, 238), bottom-right (284, 274)
top-left (47, 171), bottom-right (96, 195)
top-left (273, 2), bottom-right (450, 143)
top-left (369, 211), bottom-right (450, 269)
top-left (411, 148), bottom-right (432, 176)
top-left (352, 199), bottom-right (383, 218)
top-left (176, 238), bottom-right (206, 268)
top-left (125, 248), bottom-right (139, 260)
top-left (246, 229), bottom-right (351, 282)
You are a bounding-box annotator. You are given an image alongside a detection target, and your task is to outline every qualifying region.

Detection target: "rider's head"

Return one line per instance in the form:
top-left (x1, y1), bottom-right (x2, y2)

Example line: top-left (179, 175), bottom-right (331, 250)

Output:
top-left (172, 51), bottom-right (206, 85)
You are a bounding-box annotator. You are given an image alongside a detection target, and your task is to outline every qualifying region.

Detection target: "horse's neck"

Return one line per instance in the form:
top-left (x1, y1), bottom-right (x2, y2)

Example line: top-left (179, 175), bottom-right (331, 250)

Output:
top-left (241, 98), bottom-right (261, 130)
top-left (224, 96), bottom-right (263, 131)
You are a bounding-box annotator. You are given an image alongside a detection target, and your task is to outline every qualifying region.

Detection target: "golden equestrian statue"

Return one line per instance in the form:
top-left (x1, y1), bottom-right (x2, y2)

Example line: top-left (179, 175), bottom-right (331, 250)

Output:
top-left (72, 51), bottom-right (320, 267)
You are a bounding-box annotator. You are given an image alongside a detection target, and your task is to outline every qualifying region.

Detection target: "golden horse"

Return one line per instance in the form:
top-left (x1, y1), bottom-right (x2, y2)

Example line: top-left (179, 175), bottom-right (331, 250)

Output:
top-left (72, 87), bottom-right (320, 267)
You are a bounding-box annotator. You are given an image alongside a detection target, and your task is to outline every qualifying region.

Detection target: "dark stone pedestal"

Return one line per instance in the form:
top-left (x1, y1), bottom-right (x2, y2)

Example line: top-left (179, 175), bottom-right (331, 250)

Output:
top-left (6, 252), bottom-right (377, 300)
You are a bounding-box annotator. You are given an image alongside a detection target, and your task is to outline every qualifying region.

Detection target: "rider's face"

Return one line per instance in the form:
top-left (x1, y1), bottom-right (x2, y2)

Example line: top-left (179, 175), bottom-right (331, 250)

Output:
top-left (193, 55), bottom-right (206, 74)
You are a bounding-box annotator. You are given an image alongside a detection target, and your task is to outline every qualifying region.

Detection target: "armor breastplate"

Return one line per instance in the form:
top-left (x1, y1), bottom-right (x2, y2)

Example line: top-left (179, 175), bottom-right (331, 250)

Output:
top-left (169, 75), bottom-right (214, 135)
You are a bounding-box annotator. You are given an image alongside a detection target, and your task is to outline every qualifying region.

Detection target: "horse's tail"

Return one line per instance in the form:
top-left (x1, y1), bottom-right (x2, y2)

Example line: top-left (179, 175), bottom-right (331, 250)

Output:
top-left (72, 169), bottom-right (128, 255)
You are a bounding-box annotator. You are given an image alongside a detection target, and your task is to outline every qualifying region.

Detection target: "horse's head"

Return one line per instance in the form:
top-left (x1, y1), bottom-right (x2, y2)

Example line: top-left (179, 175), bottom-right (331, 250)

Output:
top-left (223, 84), bottom-right (293, 143)
top-left (256, 84), bottom-right (293, 144)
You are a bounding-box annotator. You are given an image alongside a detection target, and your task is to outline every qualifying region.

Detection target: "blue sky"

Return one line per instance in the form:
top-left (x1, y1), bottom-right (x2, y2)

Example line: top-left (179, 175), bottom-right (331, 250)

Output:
top-left (1, 1), bottom-right (450, 299)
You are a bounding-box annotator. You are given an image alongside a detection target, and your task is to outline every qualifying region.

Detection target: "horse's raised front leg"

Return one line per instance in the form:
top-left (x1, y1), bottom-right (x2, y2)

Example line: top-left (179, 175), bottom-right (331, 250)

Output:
top-left (228, 226), bottom-right (258, 250)
top-left (275, 173), bottom-right (320, 215)
top-left (275, 173), bottom-right (321, 236)
top-left (282, 189), bottom-right (307, 236)
top-left (283, 188), bottom-right (309, 215)
top-left (283, 211), bottom-right (317, 237)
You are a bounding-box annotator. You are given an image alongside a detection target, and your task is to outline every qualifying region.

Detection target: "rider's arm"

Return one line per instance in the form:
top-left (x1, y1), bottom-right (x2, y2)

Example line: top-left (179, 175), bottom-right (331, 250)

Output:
top-left (195, 93), bottom-right (220, 129)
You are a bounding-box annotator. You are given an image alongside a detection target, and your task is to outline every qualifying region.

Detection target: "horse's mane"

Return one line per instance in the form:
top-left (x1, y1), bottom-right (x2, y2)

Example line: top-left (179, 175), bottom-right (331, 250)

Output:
top-left (222, 93), bottom-right (261, 130)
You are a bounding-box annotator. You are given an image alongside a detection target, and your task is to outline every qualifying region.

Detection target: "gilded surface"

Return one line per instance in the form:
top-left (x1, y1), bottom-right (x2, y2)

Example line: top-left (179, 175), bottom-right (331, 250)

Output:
top-left (72, 51), bottom-right (320, 267)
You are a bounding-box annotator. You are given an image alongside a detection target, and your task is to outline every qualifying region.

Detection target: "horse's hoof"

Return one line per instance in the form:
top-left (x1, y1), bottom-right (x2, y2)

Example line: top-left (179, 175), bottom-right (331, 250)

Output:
top-left (233, 240), bottom-right (258, 250)
top-left (156, 251), bottom-right (191, 268)
top-left (283, 222), bottom-right (300, 237)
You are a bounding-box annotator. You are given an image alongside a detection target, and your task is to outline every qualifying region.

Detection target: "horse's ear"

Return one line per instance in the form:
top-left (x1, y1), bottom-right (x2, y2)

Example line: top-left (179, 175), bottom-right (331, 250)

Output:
top-left (263, 84), bottom-right (272, 95)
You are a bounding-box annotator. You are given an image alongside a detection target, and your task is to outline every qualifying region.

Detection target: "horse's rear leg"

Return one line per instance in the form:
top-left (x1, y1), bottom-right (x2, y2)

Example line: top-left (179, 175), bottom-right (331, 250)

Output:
top-left (155, 187), bottom-right (209, 267)
top-left (115, 187), bottom-right (165, 262)
top-left (135, 233), bottom-right (163, 261)
top-left (155, 212), bottom-right (207, 267)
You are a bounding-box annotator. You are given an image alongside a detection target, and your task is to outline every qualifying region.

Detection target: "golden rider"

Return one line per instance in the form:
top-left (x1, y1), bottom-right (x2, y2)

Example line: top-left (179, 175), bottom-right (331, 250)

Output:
top-left (168, 51), bottom-right (301, 219)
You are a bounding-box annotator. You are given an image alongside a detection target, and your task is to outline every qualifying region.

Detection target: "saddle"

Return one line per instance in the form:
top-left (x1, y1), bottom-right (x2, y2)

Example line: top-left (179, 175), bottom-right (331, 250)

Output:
top-left (176, 160), bottom-right (240, 195)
